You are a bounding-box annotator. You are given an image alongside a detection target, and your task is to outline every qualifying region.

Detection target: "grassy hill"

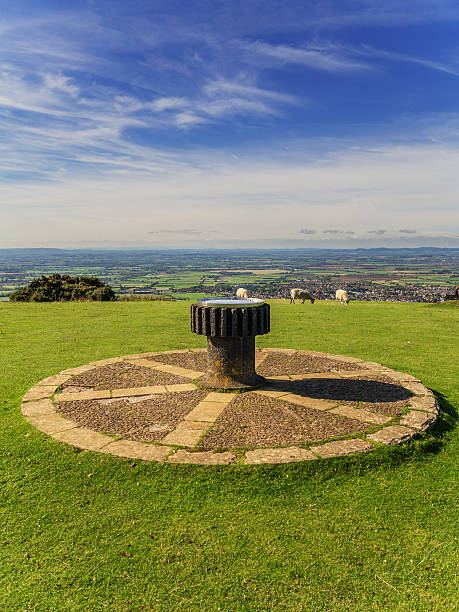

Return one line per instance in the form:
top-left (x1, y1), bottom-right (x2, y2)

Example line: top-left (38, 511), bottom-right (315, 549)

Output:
top-left (0, 300), bottom-right (457, 611)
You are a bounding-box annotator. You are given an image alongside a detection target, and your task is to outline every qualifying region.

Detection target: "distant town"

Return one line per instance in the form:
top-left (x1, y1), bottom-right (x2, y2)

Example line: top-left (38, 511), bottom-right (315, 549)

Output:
top-left (184, 278), bottom-right (455, 303)
top-left (1, 247), bottom-right (458, 303)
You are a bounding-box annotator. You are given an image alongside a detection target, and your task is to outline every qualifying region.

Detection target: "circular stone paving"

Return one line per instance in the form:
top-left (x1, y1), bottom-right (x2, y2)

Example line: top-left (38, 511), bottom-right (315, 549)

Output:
top-left (21, 349), bottom-right (438, 465)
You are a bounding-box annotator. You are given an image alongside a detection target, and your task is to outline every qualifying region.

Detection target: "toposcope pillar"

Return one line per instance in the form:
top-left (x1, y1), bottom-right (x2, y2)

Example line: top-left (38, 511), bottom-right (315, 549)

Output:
top-left (191, 298), bottom-right (270, 390)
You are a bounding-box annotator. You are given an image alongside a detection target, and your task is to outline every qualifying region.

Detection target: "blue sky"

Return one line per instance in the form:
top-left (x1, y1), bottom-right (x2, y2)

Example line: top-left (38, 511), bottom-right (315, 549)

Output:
top-left (1, 0), bottom-right (459, 248)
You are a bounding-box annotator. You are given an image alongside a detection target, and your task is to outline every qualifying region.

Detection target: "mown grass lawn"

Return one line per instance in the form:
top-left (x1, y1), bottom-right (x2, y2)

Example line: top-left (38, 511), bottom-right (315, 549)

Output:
top-left (0, 300), bottom-right (457, 611)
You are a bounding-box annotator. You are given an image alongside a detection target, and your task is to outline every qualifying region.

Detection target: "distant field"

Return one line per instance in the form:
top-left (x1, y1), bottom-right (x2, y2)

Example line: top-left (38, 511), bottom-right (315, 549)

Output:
top-left (2, 249), bottom-right (457, 299)
top-left (221, 268), bottom-right (288, 275)
top-left (0, 300), bottom-right (457, 610)
top-left (171, 292), bottom-right (207, 300)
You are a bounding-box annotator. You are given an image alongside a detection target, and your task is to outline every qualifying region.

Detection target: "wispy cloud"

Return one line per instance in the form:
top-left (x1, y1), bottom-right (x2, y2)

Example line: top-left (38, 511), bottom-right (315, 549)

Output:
top-left (360, 44), bottom-right (459, 77)
top-left (203, 80), bottom-right (300, 105)
top-left (293, 1), bottom-right (459, 28)
top-left (246, 39), bottom-right (459, 78)
top-left (148, 229), bottom-right (217, 235)
top-left (1, 2), bottom-right (459, 249)
top-left (243, 41), bottom-right (372, 72)
top-left (2, 137), bottom-right (458, 247)
top-left (0, 65), bottom-right (302, 181)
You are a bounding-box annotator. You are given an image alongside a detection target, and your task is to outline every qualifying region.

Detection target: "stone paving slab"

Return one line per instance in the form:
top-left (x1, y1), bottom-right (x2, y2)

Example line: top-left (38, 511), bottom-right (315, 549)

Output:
top-left (281, 394), bottom-right (337, 411)
top-left (36, 374), bottom-right (72, 386)
top-left (23, 386), bottom-right (58, 402)
top-left (255, 389), bottom-right (291, 399)
top-left (255, 352), bottom-right (269, 365)
top-left (357, 360), bottom-right (386, 369)
top-left (338, 370), bottom-right (386, 378)
top-left (177, 368), bottom-right (204, 379)
top-left (325, 355), bottom-right (365, 364)
top-left (161, 421), bottom-right (209, 447)
top-left (26, 414), bottom-right (78, 434)
top-left (161, 366), bottom-right (204, 379)
top-left (52, 427), bottom-right (114, 451)
top-left (165, 383), bottom-right (197, 393)
top-left (124, 358), bottom-right (164, 369)
top-left (330, 405), bottom-right (391, 425)
top-left (400, 410), bottom-right (437, 431)
top-left (204, 392), bottom-right (237, 403)
top-left (184, 400), bottom-right (232, 423)
top-left (21, 399), bottom-right (56, 417)
top-left (120, 352), bottom-right (163, 359)
top-left (54, 389), bottom-right (112, 402)
top-left (61, 365), bottom-right (98, 375)
top-left (167, 450), bottom-right (236, 464)
top-left (146, 362), bottom-right (203, 379)
top-left (385, 371), bottom-right (421, 383)
top-left (111, 385), bottom-right (167, 397)
top-left (408, 396), bottom-right (439, 414)
top-left (262, 348), bottom-right (297, 355)
top-left (402, 381), bottom-right (433, 396)
top-left (290, 373), bottom-right (343, 380)
top-left (295, 350), bottom-right (333, 358)
top-left (310, 438), bottom-right (373, 458)
top-left (245, 446), bottom-right (316, 464)
top-left (88, 358), bottom-right (122, 366)
top-left (103, 439), bottom-right (171, 461)
top-left (367, 425), bottom-right (417, 445)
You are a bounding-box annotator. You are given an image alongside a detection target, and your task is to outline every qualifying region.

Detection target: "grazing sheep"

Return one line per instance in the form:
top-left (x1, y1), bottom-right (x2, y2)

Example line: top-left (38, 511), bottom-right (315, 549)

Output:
top-left (290, 288), bottom-right (315, 304)
top-left (236, 287), bottom-right (249, 299)
top-left (335, 289), bottom-right (350, 305)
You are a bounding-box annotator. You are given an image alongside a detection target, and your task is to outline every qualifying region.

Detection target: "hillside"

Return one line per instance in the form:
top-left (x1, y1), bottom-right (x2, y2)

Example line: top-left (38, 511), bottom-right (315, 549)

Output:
top-left (0, 300), bottom-right (457, 610)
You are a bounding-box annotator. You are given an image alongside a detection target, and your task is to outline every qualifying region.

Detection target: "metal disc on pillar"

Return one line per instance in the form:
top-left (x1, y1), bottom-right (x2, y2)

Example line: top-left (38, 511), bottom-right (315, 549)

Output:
top-left (191, 297), bottom-right (270, 390)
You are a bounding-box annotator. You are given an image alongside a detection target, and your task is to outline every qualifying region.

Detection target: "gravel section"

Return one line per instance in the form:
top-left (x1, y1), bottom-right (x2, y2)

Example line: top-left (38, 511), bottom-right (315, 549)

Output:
top-left (61, 362), bottom-right (191, 390)
top-left (198, 393), bottom-right (370, 450)
top-left (57, 390), bottom-right (207, 442)
top-left (257, 352), bottom-right (364, 376)
top-left (286, 376), bottom-right (411, 416)
top-left (147, 351), bottom-right (207, 371)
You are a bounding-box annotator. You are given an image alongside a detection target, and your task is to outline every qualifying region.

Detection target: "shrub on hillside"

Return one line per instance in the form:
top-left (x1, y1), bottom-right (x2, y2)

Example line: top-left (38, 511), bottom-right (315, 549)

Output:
top-left (9, 274), bottom-right (116, 302)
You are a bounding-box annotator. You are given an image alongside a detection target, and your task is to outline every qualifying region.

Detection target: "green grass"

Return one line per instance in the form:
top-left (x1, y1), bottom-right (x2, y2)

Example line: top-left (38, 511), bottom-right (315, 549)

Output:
top-left (0, 300), bottom-right (457, 611)
top-left (171, 292), bottom-right (207, 300)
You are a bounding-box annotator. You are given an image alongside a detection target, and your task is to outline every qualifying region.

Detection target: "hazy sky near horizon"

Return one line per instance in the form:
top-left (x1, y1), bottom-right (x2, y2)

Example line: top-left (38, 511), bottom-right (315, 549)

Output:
top-left (1, 0), bottom-right (459, 249)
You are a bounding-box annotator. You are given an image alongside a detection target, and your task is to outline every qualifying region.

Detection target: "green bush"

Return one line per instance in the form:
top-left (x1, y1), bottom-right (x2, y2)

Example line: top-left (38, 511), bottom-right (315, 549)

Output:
top-left (9, 273), bottom-right (116, 302)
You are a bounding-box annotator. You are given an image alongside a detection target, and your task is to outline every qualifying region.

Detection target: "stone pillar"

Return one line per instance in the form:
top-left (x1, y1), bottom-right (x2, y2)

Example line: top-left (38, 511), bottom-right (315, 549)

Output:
top-left (190, 299), bottom-right (270, 390)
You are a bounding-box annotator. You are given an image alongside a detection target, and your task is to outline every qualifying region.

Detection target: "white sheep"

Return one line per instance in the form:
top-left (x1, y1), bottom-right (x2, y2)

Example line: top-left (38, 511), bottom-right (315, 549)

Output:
top-left (290, 288), bottom-right (315, 304)
top-left (335, 289), bottom-right (350, 305)
top-left (236, 287), bottom-right (249, 299)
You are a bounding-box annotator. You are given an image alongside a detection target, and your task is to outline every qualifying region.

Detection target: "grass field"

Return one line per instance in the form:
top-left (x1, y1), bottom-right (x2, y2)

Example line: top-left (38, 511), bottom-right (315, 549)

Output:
top-left (1, 300), bottom-right (457, 611)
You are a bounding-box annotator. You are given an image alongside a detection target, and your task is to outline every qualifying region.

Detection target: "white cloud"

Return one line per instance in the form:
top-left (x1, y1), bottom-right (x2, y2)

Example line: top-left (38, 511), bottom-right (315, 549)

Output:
top-left (43, 73), bottom-right (80, 97)
top-left (151, 97), bottom-right (189, 112)
top-left (245, 41), bottom-right (372, 72)
top-left (203, 80), bottom-right (300, 105)
top-left (174, 112), bottom-right (209, 127)
top-left (1, 3), bottom-right (459, 249)
top-left (1, 138), bottom-right (458, 248)
top-left (359, 45), bottom-right (459, 76)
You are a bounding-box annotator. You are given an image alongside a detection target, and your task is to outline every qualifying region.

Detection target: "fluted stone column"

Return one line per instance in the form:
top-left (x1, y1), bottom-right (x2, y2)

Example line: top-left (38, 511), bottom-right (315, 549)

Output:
top-left (191, 298), bottom-right (270, 390)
